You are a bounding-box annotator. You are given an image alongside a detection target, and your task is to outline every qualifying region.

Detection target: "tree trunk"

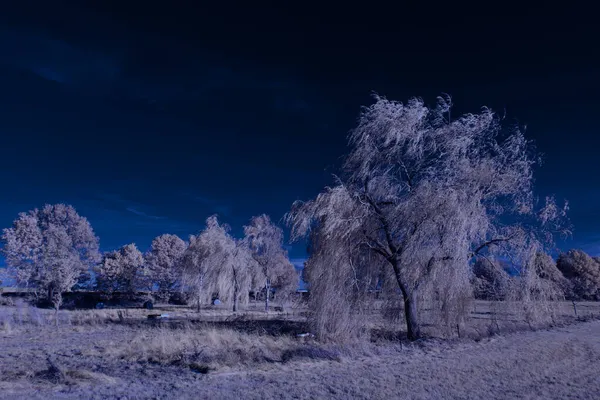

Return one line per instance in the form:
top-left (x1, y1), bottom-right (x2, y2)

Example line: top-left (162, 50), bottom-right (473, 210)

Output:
top-left (233, 284), bottom-right (239, 312)
top-left (232, 265), bottom-right (240, 312)
top-left (264, 279), bottom-right (271, 313)
top-left (390, 258), bottom-right (422, 341)
top-left (196, 276), bottom-right (203, 313)
top-left (402, 289), bottom-right (421, 341)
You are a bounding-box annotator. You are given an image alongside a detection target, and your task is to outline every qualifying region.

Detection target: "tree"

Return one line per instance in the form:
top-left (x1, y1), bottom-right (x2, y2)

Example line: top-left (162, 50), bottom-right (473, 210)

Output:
top-left (95, 243), bottom-right (145, 295)
top-left (471, 258), bottom-right (511, 300)
top-left (286, 95), bottom-right (568, 341)
top-left (532, 252), bottom-right (571, 298)
top-left (182, 216), bottom-right (254, 312)
top-left (145, 234), bottom-right (187, 299)
top-left (1, 204), bottom-right (100, 310)
top-left (244, 214), bottom-right (297, 312)
top-left (181, 233), bottom-right (212, 311)
top-left (557, 250), bottom-right (600, 300)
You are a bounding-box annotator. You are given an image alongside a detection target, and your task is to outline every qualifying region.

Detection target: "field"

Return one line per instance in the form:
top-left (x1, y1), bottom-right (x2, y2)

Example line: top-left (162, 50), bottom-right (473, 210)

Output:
top-left (1, 299), bottom-right (600, 399)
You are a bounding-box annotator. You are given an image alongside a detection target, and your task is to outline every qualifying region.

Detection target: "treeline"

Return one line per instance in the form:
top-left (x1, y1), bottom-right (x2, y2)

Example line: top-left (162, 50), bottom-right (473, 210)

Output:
top-left (472, 250), bottom-right (600, 301)
top-left (2, 94), bottom-right (596, 343)
top-left (1, 204), bottom-right (297, 312)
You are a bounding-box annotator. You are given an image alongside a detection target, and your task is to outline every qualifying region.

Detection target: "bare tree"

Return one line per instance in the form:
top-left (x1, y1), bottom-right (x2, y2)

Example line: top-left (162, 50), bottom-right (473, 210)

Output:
top-left (95, 244), bottom-right (145, 295)
top-left (286, 95), bottom-right (568, 340)
top-left (145, 234), bottom-right (187, 299)
top-left (244, 214), bottom-right (297, 312)
top-left (557, 250), bottom-right (600, 300)
top-left (1, 204), bottom-right (100, 310)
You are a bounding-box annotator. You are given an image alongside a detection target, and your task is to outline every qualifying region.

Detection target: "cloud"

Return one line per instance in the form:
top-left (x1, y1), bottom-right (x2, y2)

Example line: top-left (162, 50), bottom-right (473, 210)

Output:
top-left (185, 193), bottom-right (233, 217)
top-left (125, 207), bottom-right (165, 220)
top-left (0, 25), bottom-right (328, 122)
top-left (0, 28), bottom-right (120, 89)
top-left (96, 192), bottom-right (168, 221)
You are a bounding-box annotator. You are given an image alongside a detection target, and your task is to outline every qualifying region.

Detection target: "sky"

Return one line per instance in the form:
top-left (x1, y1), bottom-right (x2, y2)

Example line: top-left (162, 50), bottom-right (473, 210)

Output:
top-left (0, 3), bottom-right (599, 265)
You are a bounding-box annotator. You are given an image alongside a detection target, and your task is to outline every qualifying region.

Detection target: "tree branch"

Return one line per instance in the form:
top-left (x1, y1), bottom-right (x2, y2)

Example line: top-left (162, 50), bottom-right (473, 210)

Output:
top-left (470, 235), bottom-right (515, 258)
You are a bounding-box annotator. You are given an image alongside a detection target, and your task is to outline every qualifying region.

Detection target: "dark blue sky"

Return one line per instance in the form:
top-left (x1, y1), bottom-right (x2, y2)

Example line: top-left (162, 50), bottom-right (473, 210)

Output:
top-left (0, 3), bottom-right (599, 262)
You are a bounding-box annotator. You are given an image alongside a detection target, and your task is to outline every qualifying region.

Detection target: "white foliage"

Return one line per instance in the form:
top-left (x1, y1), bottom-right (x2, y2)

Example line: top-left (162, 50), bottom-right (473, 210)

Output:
top-left (244, 214), bottom-right (297, 308)
top-left (1, 204), bottom-right (100, 309)
top-left (182, 216), bottom-right (255, 311)
top-left (557, 250), bottom-right (600, 300)
top-left (287, 95), bottom-right (569, 340)
top-left (96, 243), bottom-right (145, 294)
top-left (145, 234), bottom-right (187, 296)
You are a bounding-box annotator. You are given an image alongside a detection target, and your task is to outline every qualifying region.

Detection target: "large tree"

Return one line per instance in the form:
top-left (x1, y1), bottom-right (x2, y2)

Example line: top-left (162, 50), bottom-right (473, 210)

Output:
top-left (95, 243), bottom-right (145, 295)
top-left (244, 214), bottom-right (297, 311)
top-left (287, 95), bottom-right (568, 340)
top-left (145, 234), bottom-right (187, 298)
top-left (1, 204), bottom-right (100, 310)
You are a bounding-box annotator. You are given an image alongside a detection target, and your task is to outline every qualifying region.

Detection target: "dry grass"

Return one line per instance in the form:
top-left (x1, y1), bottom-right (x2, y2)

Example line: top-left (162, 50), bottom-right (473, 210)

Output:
top-left (113, 326), bottom-right (341, 371)
top-left (0, 300), bottom-right (599, 399)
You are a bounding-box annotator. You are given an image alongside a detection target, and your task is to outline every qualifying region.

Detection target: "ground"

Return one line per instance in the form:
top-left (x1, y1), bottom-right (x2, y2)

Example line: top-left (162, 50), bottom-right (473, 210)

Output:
top-left (1, 302), bottom-right (599, 399)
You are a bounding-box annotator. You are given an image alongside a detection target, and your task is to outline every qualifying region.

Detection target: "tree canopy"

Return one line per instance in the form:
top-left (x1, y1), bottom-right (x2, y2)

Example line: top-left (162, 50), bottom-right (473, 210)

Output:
top-left (2, 204), bottom-right (100, 309)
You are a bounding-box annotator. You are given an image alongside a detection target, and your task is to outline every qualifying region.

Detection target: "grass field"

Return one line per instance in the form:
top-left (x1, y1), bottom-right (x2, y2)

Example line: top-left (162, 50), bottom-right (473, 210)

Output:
top-left (1, 299), bottom-right (599, 399)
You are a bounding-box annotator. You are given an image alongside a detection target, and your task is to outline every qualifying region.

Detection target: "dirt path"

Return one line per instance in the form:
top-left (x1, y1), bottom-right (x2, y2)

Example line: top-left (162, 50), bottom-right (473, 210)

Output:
top-left (2, 321), bottom-right (600, 399)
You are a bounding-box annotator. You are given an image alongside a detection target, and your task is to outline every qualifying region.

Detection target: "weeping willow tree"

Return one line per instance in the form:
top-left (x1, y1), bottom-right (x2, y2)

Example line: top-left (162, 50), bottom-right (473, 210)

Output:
top-left (182, 216), bottom-right (255, 312)
top-left (244, 214), bottom-right (298, 312)
top-left (286, 95), bottom-right (569, 341)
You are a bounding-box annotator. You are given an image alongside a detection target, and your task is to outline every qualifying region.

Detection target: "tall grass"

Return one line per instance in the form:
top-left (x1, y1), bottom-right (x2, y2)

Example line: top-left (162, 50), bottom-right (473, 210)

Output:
top-left (113, 326), bottom-right (341, 371)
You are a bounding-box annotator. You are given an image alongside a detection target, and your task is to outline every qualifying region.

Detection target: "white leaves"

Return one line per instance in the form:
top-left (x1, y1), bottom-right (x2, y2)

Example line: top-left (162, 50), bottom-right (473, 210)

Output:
top-left (145, 234), bottom-right (187, 293)
top-left (244, 214), bottom-right (297, 298)
top-left (1, 204), bottom-right (100, 305)
top-left (182, 215), bottom-right (255, 308)
top-left (96, 243), bottom-right (144, 294)
top-left (286, 94), bottom-right (569, 338)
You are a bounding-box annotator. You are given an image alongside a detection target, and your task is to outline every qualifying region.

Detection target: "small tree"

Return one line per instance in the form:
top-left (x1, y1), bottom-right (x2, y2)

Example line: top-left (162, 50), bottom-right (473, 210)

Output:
top-left (557, 250), bottom-right (600, 300)
top-left (145, 234), bottom-right (187, 299)
top-left (181, 233), bottom-right (211, 311)
top-left (182, 216), bottom-right (254, 312)
top-left (1, 204), bottom-right (100, 310)
top-left (96, 244), bottom-right (145, 295)
top-left (244, 214), bottom-right (297, 312)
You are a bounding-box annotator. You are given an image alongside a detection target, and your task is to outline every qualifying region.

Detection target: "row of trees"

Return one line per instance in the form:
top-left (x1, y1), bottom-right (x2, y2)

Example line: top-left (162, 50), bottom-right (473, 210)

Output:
top-left (1, 204), bottom-right (297, 312)
top-left (2, 94), bottom-right (590, 343)
top-left (472, 250), bottom-right (600, 302)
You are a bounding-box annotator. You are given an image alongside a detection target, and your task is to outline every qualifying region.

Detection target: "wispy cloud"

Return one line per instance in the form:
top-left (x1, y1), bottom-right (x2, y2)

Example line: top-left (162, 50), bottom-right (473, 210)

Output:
top-left (96, 192), bottom-right (168, 221)
top-left (0, 28), bottom-right (120, 89)
top-left (0, 26), bottom-right (323, 117)
top-left (125, 207), bottom-right (165, 220)
top-left (183, 193), bottom-right (233, 217)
